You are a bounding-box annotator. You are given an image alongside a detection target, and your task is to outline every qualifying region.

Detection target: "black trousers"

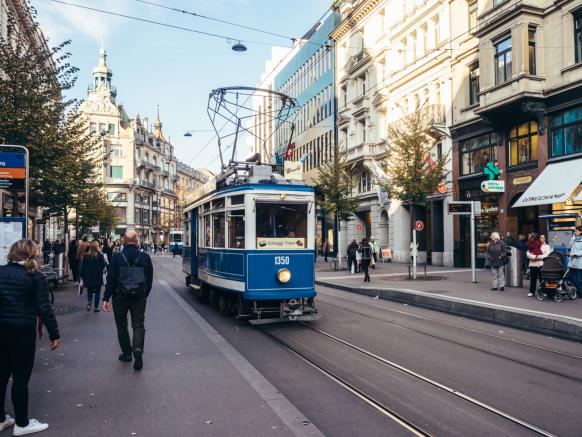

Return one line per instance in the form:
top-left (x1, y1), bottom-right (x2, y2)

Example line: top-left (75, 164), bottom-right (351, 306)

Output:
top-left (0, 326), bottom-right (36, 427)
top-left (113, 296), bottom-right (147, 354)
top-left (529, 266), bottom-right (541, 294)
top-left (362, 259), bottom-right (370, 282)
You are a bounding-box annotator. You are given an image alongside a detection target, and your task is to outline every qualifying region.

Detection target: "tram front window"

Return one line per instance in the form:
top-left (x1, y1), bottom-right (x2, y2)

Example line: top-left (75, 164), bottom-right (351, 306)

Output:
top-left (256, 203), bottom-right (307, 249)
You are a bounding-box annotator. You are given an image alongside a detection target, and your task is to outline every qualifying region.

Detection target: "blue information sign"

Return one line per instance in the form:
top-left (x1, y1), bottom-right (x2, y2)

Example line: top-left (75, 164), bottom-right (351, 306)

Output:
top-left (0, 152), bottom-right (26, 190)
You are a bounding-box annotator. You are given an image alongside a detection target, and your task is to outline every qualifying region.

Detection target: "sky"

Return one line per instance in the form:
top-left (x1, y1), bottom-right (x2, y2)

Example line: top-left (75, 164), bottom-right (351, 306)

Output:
top-left (32, 0), bottom-right (331, 171)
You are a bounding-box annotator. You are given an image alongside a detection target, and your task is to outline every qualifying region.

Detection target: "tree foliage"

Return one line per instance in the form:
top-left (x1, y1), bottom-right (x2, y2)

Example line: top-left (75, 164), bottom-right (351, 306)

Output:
top-left (313, 142), bottom-right (359, 222)
top-left (381, 104), bottom-right (449, 205)
top-left (0, 5), bottom-right (117, 234)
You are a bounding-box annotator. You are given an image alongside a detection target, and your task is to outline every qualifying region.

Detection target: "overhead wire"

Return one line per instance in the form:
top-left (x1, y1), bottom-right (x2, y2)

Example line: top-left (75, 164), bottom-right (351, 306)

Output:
top-left (48, 0), bottom-right (277, 47)
top-left (135, 0), bottom-right (297, 43)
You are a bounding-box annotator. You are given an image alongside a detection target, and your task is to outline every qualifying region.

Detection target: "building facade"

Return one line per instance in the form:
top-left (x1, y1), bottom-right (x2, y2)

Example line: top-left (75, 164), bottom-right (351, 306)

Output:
top-left (272, 13), bottom-right (340, 253)
top-left (331, 0), bottom-right (455, 265)
top-left (251, 46), bottom-right (292, 162)
top-left (450, 0), bottom-right (582, 267)
top-left (79, 46), bottom-right (179, 243)
top-left (176, 162), bottom-right (213, 227)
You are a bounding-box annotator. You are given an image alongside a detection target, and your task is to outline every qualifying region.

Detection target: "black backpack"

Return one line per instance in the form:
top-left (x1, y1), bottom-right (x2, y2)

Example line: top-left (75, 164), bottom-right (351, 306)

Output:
top-left (117, 252), bottom-right (147, 300)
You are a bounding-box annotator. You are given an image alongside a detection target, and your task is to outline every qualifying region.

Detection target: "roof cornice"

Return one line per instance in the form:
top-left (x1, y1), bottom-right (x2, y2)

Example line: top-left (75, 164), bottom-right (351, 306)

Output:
top-left (330, 0), bottom-right (383, 41)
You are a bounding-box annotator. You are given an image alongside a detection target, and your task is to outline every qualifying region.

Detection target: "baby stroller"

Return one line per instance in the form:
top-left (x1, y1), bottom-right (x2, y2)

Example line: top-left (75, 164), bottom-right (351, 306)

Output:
top-left (535, 252), bottom-right (577, 302)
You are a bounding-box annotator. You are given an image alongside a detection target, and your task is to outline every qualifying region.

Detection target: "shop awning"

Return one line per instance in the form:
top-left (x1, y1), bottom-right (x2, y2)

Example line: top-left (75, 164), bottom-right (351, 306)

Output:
top-left (513, 158), bottom-right (582, 208)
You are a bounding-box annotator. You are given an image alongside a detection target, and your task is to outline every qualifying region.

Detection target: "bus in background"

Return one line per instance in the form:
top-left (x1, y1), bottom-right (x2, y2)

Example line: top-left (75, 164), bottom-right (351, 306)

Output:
top-left (169, 230), bottom-right (184, 255)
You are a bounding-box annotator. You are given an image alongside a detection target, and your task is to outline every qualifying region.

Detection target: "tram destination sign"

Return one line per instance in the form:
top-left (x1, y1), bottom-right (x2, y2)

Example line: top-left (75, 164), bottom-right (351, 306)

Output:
top-left (0, 152), bottom-right (26, 190)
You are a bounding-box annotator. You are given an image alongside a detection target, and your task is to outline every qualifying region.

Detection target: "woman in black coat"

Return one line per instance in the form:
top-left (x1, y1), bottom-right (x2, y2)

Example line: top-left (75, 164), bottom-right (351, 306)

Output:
top-left (80, 241), bottom-right (106, 312)
top-left (0, 239), bottom-right (60, 435)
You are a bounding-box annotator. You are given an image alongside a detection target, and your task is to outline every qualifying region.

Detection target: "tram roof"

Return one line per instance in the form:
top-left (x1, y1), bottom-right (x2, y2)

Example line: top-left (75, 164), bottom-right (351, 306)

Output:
top-left (183, 183), bottom-right (314, 213)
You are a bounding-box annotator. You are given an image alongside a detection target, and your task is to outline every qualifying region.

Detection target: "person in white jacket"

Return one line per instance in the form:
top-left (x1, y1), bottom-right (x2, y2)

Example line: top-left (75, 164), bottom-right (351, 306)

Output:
top-left (526, 234), bottom-right (550, 297)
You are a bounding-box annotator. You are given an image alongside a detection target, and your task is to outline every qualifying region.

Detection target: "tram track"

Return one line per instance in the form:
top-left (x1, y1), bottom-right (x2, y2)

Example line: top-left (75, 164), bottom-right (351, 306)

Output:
top-left (263, 323), bottom-right (557, 437)
top-left (317, 287), bottom-right (582, 359)
top-left (316, 297), bottom-right (582, 385)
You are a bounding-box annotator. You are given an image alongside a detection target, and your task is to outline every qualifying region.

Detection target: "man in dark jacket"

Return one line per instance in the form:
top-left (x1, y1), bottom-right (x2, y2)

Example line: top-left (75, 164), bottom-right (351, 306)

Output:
top-left (347, 239), bottom-right (359, 274)
top-left (103, 230), bottom-right (153, 371)
top-left (68, 239), bottom-right (79, 284)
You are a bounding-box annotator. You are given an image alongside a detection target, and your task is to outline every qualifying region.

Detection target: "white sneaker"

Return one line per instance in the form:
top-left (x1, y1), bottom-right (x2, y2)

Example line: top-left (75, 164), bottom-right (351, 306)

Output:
top-left (527, 293), bottom-right (534, 297)
top-left (12, 419), bottom-right (49, 436)
top-left (0, 414), bottom-right (15, 431)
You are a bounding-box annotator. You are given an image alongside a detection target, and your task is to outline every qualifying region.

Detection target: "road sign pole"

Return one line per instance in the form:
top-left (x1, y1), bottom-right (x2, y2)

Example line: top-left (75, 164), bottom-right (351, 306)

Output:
top-left (470, 203), bottom-right (476, 283)
top-left (412, 229), bottom-right (417, 280)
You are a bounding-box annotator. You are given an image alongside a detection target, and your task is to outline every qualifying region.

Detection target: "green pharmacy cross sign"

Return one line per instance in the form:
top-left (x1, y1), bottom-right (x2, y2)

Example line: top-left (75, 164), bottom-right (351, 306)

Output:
top-left (483, 161), bottom-right (501, 180)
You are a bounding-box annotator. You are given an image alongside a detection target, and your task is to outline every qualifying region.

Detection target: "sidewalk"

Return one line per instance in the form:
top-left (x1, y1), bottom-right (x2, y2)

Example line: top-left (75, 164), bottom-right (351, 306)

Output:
top-left (315, 258), bottom-right (582, 342)
top-left (22, 281), bottom-right (322, 437)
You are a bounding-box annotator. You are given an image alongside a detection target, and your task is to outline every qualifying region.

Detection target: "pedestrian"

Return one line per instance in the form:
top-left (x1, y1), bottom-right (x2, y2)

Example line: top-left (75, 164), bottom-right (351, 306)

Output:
top-left (347, 238), bottom-right (358, 274)
top-left (68, 238), bottom-right (80, 284)
top-left (322, 240), bottom-right (329, 262)
top-left (102, 239), bottom-right (113, 263)
top-left (172, 242), bottom-right (179, 258)
top-left (80, 241), bottom-right (107, 312)
top-left (0, 239), bottom-right (60, 436)
top-left (567, 226), bottom-right (582, 297)
top-left (487, 232), bottom-right (508, 291)
top-left (359, 238), bottom-right (372, 282)
top-left (369, 237), bottom-right (378, 268)
top-left (526, 234), bottom-right (550, 297)
top-left (41, 240), bottom-right (51, 265)
top-left (516, 234), bottom-right (528, 274)
top-left (102, 230), bottom-right (153, 371)
top-left (505, 232), bottom-right (515, 247)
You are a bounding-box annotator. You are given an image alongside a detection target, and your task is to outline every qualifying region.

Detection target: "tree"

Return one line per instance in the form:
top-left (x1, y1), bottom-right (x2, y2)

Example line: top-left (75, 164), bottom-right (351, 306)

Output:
top-left (0, 4), bottom-right (112, 241)
top-left (380, 103), bottom-right (449, 278)
top-left (313, 142), bottom-right (359, 267)
top-left (381, 103), bottom-right (449, 205)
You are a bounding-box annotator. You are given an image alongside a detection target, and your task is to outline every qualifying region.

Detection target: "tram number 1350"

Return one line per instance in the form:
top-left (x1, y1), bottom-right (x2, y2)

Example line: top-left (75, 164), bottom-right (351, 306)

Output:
top-left (274, 256), bottom-right (290, 266)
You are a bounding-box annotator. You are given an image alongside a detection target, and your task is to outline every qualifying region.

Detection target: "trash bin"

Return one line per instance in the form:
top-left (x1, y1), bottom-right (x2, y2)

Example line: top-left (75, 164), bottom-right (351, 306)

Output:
top-left (506, 246), bottom-right (523, 288)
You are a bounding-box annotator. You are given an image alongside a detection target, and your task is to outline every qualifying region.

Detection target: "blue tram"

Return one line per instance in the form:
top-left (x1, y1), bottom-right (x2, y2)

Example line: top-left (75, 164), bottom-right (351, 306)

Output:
top-left (182, 164), bottom-right (319, 323)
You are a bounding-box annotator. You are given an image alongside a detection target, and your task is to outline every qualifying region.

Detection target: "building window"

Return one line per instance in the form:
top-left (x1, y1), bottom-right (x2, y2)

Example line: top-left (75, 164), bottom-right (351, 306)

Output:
top-left (108, 123), bottom-right (115, 136)
top-left (109, 166), bottom-right (123, 179)
top-left (495, 37), bottom-right (512, 84)
top-left (90, 123), bottom-right (97, 134)
top-left (433, 15), bottom-right (440, 47)
top-left (115, 207), bottom-right (127, 223)
top-left (508, 121), bottom-right (538, 166)
top-left (460, 133), bottom-right (498, 175)
top-left (359, 73), bottom-right (366, 95)
top-left (108, 192), bottom-right (126, 202)
top-left (469, 66), bottom-right (480, 105)
top-left (550, 106), bottom-right (582, 158)
top-left (111, 145), bottom-right (123, 157)
top-left (358, 171), bottom-right (372, 193)
top-left (468, 1), bottom-right (477, 31)
top-left (575, 12), bottom-right (582, 63)
top-left (528, 28), bottom-right (536, 75)
top-left (99, 123), bottom-right (107, 133)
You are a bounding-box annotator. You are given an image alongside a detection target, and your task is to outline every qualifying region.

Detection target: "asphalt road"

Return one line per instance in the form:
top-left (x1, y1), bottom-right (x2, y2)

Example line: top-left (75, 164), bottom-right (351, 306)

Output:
top-left (154, 255), bottom-right (582, 437)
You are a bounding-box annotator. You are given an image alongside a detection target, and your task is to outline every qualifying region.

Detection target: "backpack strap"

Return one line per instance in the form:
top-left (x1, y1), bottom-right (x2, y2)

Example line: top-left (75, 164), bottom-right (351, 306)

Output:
top-left (120, 251), bottom-right (142, 267)
top-left (119, 252), bottom-right (130, 266)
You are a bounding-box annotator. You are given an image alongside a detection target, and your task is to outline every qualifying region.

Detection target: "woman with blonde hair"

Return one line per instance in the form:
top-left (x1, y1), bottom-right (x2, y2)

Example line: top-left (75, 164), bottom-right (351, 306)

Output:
top-left (80, 241), bottom-right (106, 312)
top-left (0, 239), bottom-right (60, 435)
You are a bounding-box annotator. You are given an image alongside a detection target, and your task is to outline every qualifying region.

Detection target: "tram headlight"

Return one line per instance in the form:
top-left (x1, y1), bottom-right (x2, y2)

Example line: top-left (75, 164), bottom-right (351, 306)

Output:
top-left (277, 268), bottom-right (292, 283)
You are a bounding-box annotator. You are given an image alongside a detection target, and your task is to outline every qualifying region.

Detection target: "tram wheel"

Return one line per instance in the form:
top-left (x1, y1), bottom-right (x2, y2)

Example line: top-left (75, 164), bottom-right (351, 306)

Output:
top-left (199, 282), bottom-right (209, 302)
top-left (218, 295), bottom-right (229, 314)
top-left (209, 289), bottom-right (220, 309)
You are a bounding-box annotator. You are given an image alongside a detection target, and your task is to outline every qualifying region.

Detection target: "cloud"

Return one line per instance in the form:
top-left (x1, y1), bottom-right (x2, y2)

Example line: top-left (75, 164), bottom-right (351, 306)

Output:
top-left (33, 0), bottom-right (128, 43)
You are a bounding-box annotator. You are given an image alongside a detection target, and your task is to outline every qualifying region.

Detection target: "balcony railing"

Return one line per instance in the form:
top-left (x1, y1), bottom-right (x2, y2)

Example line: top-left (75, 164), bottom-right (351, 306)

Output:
top-left (346, 142), bottom-right (386, 162)
top-left (139, 180), bottom-right (155, 189)
top-left (163, 188), bottom-right (175, 194)
top-left (388, 104), bottom-right (446, 130)
top-left (87, 84), bottom-right (117, 96)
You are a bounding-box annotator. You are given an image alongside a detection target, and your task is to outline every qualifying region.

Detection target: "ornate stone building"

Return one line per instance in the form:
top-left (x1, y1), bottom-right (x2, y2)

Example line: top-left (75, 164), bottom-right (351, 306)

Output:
top-left (79, 45), bottom-right (179, 243)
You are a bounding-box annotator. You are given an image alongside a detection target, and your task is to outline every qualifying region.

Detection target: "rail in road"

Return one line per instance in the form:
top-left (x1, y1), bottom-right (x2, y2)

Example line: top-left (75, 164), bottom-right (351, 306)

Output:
top-left (153, 257), bottom-right (582, 436)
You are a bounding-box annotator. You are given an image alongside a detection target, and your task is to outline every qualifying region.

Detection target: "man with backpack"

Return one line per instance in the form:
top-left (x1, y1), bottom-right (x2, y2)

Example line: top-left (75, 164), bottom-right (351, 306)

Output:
top-left (103, 230), bottom-right (153, 371)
